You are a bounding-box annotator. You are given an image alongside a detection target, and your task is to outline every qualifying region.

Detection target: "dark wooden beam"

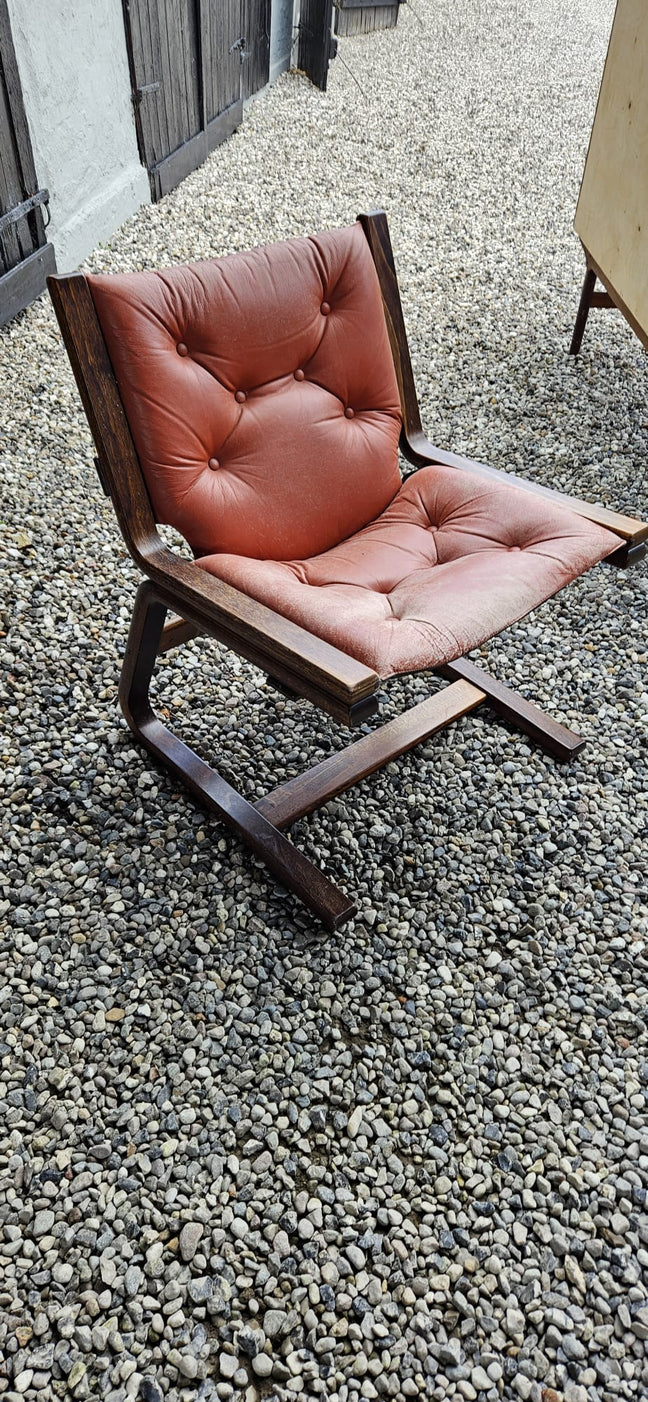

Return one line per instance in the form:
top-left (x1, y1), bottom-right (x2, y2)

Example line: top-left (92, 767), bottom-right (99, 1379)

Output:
top-left (256, 678), bottom-right (486, 828)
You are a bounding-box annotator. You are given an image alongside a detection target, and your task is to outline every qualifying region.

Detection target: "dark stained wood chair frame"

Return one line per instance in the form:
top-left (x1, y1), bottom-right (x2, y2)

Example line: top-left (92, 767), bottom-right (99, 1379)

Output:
top-left (47, 212), bottom-right (648, 929)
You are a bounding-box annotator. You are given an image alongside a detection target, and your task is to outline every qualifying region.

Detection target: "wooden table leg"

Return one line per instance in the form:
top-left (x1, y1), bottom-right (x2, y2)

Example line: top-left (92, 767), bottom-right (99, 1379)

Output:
top-left (569, 265), bottom-right (597, 355)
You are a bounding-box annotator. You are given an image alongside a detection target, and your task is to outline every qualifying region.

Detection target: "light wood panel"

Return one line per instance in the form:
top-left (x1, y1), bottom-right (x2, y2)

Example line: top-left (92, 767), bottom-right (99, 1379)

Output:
top-left (574, 0), bottom-right (648, 348)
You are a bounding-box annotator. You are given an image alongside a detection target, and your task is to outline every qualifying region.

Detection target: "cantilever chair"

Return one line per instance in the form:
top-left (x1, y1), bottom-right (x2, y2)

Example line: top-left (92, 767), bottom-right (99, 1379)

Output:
top-left (48, 213), bottom-right (647, 929)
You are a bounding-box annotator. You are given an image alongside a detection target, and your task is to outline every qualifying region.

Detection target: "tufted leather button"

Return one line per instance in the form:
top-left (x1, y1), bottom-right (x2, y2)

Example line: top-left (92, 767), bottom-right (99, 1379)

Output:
top-left (177, 342), bottom-right (189, 356)
top-left (87, 222), bottom-right (404, 564)
top-left (509, 545), bottom-right (521, 551)
top-left (344, 406), bottom-right (355, 419)
top-left (294, 368), bottom-right (305, 381)
top-left (235, 389), bottom-right (247, 403)
top-left (208, 457), bottom-right (220, 471)
top-left (321, 301), bottom-right (331, 315)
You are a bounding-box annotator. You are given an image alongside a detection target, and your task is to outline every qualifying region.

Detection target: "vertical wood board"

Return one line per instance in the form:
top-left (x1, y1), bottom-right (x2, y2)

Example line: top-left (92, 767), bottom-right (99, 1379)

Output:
top-left (202, 0), bottom-right (241, 122)
top-left (0, 0), bottom-right (45, 273)
top-left (574, 0), bottom-right (648, 344)
top-left (298, 0), bottom-right (334, 91)
top-left (123, 0), bottom-right (272, 199)
top-left (242, 0), bottom-right (271, 99)
top-left (0, 0), bottom-right (53, 318)
top-left (335, 4), bottom-right (398, 37)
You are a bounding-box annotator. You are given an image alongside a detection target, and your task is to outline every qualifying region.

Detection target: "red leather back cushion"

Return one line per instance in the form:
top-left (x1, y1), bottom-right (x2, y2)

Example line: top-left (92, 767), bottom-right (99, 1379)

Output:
top-left (88, 224), bottom-right (402, 560)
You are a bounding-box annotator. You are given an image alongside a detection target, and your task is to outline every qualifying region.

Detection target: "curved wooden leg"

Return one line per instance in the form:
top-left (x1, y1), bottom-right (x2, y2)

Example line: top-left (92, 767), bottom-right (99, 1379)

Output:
top-left (119, 581), bottom-right (356, 931)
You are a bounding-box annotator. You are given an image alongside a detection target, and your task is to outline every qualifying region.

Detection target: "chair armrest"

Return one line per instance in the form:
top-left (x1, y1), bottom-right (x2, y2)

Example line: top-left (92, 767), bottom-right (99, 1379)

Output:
top-left (142, 541), bottom-right (381, 719)
top-left (403, 430), bottom-right (648, 546)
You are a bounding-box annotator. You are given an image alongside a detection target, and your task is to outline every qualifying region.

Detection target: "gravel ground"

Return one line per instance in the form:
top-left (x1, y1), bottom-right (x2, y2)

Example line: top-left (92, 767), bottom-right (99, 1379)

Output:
top-left (2, 2), bottom-right (648, 1400)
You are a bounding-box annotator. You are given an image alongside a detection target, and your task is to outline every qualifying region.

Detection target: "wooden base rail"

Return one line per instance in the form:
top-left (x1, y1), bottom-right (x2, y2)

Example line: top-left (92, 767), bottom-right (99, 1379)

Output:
top-left (442, 658), bottom-right (586, 762)
top-left (119, 581), bottom-right (589, 928)
top-left (255, 678), bottom-right (486, 829)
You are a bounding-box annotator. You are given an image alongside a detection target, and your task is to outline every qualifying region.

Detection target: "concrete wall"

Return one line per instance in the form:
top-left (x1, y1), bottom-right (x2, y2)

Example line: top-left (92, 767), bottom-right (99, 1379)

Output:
top-left (7, 0), bottom-right (149, 272)
top-left (270, 0), bottom-right (296, 84)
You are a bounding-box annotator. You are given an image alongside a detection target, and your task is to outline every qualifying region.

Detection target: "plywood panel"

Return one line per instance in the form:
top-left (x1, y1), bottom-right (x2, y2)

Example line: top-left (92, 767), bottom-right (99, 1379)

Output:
top-left (574, 0), bottom-right (648, 346)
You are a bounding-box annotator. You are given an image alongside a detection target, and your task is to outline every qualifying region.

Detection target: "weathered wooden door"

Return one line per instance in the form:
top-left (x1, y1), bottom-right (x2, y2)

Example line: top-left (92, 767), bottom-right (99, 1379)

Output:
top-left (298, 0), bottom-right (334, 91)
top-left (122, 0), bottom-right (271, 201)
top-left (0, 0), bottom-right (55, 327)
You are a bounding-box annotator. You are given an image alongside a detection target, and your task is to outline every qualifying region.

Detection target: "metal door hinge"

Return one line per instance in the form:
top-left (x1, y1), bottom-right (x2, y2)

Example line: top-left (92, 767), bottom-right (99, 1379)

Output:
top-left (134, 82), bottom-right (161, 103)
top-left (229, 36), bottom-right (249, 60)
top-left (0, 188), bottom-right (50, 235)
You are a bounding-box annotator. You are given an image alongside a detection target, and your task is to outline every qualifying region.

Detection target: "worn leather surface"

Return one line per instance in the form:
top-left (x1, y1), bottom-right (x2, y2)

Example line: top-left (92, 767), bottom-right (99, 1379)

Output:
top-left (88, 224), bottom-right (402, 560)
top-left (198, 465), bottom-right (620, 677)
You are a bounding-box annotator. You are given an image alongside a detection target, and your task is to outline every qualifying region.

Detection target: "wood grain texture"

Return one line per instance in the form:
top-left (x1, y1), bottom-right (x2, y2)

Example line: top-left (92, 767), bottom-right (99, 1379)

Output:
top-left (256, 679), bottom-right (486, 828)
top-left (335, 5), bottom-right (398, 38)
top-left (298, 0), bottom-right (334, 91)
top-left (243, 0), bottom-right (271, 100)
top-left (0, 242), bottom-right (55, 327)
top-left (441, 658), bottom-right (586, 762)
top-left (0, 0), bottom-right (48, 280)
top-left (122, 0), bottom-right (261, 200)
top-left (574, 0), bottom-right (648, 349)
top-left (120, 582), bottom-right (356, 930)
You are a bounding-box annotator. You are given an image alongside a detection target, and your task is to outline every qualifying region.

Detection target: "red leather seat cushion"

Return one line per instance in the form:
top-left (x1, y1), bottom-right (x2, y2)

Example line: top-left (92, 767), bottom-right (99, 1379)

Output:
top-left (197, 464), bottom-right (620, 677)
top-left (87, 224), bottom-right (402, 560)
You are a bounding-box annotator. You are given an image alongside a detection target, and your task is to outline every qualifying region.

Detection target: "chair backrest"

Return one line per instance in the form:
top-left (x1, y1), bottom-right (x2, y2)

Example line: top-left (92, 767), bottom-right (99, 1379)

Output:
top-left (87, 222), bottom-right (402, 562)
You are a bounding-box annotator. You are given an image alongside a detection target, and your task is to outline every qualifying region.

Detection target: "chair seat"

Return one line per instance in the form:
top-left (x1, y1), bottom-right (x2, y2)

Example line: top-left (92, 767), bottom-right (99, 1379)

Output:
top-left (197, 464), bottom-right (619, 678)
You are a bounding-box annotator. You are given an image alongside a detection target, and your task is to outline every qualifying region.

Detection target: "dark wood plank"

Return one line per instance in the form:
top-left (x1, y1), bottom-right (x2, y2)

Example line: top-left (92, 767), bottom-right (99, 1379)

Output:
top-left (151, 99), bottom-right (243, 197)
top-left (0, 0), bottom-right (47, 274)
top-left (145, 712), bottom-right (356, 926)
top-left (209, 0), bottom-right (244, 121)
top-left (121, 0), bottom-right (147, 167)
top-left (159, 616), bottom-right (202, 653)
top-left (256, 679), bottom-right (486, 828)
top-left (196, 0), bottom-right (208, 131)
top-left (122, 0), bottom-right (167, 172)
top-left (243, 0), bottom-right (271, 98)
top-left (180, 0), bottom-right (201, 141)
top-left (298, 0), bottom-right (334, 91)
top-left (0, 137), bottom-right (24, 273)
top-left (335, 4), bottom-right (399, 37)
top-left (149, 574), bottom-right (380, 723)
top-left (158, 0), bottom-right (182, 155)
top-left (0, 0), bottom-right (45, 249)
top-left (121, 583), bottom-right (356, 929)
top-left (441, 657), bottom-right (585, 762)
top-left (124, 0), bottom-right (247, 198)
top-left (358, 208), bottom-right (425, 441)
top-left (149, 0), bottom-right (172, 165)
top-left (0, 241), bottom-right (55, 327)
